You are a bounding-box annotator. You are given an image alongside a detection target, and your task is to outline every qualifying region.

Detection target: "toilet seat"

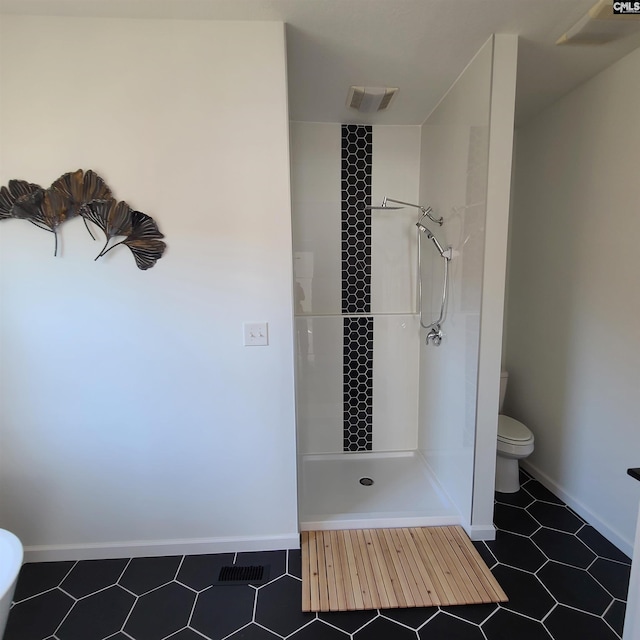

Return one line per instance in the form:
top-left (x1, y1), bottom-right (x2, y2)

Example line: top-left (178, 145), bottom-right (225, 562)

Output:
top-left (498, 415), bottom-right (533, 445)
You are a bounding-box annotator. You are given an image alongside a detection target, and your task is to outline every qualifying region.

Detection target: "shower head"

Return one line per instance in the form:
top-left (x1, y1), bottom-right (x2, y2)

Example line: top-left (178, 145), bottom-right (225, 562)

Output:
top-left (368, 197), bottom-right (444, 225)
top-left (416, 221), bottom-right (432, 236)
top-left (417, 221), bottom-right (449, 258)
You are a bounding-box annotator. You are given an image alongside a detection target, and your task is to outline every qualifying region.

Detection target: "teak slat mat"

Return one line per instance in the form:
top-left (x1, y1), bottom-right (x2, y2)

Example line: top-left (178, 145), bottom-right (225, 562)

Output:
top-left (301, 526), bottom-right (508, 612)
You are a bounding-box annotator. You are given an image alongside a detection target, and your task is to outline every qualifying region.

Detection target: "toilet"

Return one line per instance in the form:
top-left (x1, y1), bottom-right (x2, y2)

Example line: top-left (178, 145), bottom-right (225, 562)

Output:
top-left (496, 371), bottom-right (535, 493)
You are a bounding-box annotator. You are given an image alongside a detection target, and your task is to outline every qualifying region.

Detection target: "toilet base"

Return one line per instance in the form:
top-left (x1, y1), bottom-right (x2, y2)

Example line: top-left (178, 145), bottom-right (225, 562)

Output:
top-left (495, 454), bottom-right (522, 493)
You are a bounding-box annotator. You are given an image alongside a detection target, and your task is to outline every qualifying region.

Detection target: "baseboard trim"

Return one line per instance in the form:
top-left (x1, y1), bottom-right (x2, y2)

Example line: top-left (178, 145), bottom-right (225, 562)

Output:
top-left (466, 524), bottom-right (496, 541)
top-left (23, 533), bottom-right (301, 563)
top-left (521, 460), bottom-right (633, 558)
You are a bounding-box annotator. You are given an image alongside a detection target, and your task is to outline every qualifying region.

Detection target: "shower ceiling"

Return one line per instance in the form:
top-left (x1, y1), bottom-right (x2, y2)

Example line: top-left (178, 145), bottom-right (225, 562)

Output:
top-left (2, 0), bottom-right (640, 125)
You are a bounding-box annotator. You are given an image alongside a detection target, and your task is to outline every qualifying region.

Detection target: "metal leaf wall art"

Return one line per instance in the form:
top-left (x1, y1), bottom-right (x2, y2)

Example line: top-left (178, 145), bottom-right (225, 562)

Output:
top-left (0, 169), bottom-right (166, 270)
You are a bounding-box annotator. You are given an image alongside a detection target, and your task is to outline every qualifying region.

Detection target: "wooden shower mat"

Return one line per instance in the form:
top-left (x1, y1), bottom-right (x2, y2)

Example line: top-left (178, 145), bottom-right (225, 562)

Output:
top-left (301, 526), bottom-right (507, 612)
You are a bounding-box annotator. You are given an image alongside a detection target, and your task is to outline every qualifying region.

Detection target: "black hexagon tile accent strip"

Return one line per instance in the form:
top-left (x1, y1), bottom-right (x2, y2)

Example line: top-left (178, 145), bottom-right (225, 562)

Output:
top-left (341, 124), bottom-right (372, 315)
top-left (343, 316), bottom-right (374, 451)
top-left (341, 124), bottom-right (374, 453)
top-left (6, 468), bottom-right (633, 640)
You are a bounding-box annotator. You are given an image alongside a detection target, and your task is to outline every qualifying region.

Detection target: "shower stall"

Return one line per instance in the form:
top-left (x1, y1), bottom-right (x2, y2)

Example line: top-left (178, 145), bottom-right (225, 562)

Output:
top-left (291, 36), bottom-right (517, 539)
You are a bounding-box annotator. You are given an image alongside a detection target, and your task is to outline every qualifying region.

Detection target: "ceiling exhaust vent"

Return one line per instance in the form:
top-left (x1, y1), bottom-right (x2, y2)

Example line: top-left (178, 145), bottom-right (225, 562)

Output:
top-left (347, 86), bottom-right (398, 113)
top-left (556, 0), bottom-right (640, 45)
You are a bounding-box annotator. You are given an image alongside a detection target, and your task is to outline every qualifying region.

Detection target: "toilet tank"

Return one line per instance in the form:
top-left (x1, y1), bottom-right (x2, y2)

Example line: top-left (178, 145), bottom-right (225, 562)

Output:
top-left (499, 371), bottom-right (509, 413)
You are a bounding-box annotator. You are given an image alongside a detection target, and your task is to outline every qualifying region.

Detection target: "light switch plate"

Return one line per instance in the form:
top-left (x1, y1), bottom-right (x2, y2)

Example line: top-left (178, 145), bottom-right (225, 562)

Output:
top-left (243, 322), bottom-right (268, 346)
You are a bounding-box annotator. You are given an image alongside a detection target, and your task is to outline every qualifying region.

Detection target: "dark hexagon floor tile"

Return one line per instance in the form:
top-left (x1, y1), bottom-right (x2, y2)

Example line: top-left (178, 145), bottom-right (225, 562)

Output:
top-left (494, 489), bottom-right (535, 508)
top-left (418, 611), bottom-right (485, 639)
top-left (604, 599), bottom-right (626, 637)
top-left (13, 561), bottom-right (76, 602)
top-left (60, 558), bottom-right (129, 598)
top-left (57, 585), bottom-right (135, 640)
top-left (537, 561), bottom-right (612, 615)
top-left (520, 467), bottom-right (532, 481)
top-left (124, 581), bottom-right (196, 640)
top-left (190, 585), bottom-right (255, 640)
top-left (380, 606), bottom-right (438, 628)
top-left (486, 531), bottom-right (547, 572)
top-left (320, 609), bottom-right (377, 633)
top-left (472, 542), bottom-right (497, 569)
top-left (589, 558), bottom-right (631, 600)
top-left (118, 556), bottom-right (181, 595)
top-left (289, 620), bottom-right (350, 639)
top-left (224, 623), bottom-right (281, 639)
top-left (526, 502), bottom-right (582, 533)
top-left (255, 575), bottom-right (314, 637)
top-left (493, 503), bottom-right (539, 536)
top-left (163, 629), bottom-right (208, 639)
top-left (545, 604), bottom-right (620, 640)
top-left (531, 528), bottom-right (596, 568)
top-left (482, 608), bottom-right (553, 640)
top-left (288, 549), bottom-right (302, 579)
top-left (523, 480), bottom-right (564, 505)
top-left (490, 565), bottom-right (554, 620)
top-left (234, 551), bottom-right (286, 584)
top-left (354, 616), bottom-right (416, 639)
top-left (4, 589), bottom-right (74, 640)
top-left (577, 526), bottom-right (631, 564)
top-left (176, 553), bottom-right (234, 591)
top-left (444, 603), bottom-right (497, 625)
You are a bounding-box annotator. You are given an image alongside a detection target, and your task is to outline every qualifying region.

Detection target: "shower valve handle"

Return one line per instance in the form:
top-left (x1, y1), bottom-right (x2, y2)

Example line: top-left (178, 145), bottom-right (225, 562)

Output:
top-left (426, 326), bottom-right (443, 346)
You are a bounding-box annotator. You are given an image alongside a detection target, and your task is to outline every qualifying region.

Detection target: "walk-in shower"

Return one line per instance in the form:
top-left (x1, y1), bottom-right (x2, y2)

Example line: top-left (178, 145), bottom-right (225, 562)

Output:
top-left (291, 121), bottom-right (462, 532)
top-left (293, 35), bottom-right (516, 540)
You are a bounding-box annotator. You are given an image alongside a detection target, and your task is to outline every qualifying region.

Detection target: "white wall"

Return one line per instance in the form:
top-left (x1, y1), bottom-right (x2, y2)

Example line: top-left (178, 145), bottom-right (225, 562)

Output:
top-left (418, 35), bottom-right (517, 537)
top-left (290, 122), bottom-right (421, 454)
top-left (506, 45), bottom-right (640, 555)
top-left (0, 16), bottom-right (298, 560)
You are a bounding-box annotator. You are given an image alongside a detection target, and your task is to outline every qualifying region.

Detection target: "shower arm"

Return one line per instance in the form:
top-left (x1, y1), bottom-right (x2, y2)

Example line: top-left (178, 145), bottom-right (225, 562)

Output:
top-left (382, 197), bottom-right (444, 226)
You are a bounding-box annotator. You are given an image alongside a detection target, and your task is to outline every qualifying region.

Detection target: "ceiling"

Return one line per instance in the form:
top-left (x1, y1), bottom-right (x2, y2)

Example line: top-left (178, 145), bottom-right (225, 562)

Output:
top-left (1, 0), bottom-right (640, 126)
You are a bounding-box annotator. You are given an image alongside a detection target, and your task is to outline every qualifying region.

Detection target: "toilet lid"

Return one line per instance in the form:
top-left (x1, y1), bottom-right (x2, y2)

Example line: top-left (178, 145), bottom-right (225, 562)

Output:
top-left (498, 415), bottom-right (533, 443)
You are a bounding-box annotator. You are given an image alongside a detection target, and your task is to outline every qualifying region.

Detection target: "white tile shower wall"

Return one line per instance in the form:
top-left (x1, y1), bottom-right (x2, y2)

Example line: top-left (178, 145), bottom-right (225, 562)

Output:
top-left (291, 122), bottom-right (422, 454)
top-left (295, 316), bottom-right (343, 454)
top-left (371, 126), bottom-right (421, 314)
top-left (418, 39), bottom-right (493, 524)
top-left (372, 315), bottom-right (420, 451)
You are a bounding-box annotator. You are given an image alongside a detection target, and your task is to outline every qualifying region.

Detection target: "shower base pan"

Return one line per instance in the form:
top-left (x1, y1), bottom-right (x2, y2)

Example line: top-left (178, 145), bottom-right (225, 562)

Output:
top-left (299, 451), bottom-right (461, 531)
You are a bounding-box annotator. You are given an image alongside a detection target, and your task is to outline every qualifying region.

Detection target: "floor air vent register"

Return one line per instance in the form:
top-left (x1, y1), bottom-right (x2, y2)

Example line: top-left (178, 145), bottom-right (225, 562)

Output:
top-left (214, 565), bottom-right (270, 586)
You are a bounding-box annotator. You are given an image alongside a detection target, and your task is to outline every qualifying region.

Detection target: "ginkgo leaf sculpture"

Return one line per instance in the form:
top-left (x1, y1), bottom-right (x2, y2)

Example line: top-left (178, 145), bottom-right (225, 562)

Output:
top-left (82, 199), bottom-right (166, 270)
top-left (51, 169), bottom-right (112, 240)
top-left (0, 179), bottom-right (43, 220)
top-left (12, 188), bottom-right (71, 256)
top-left (51, 169), bottom-right (111, 212)
top-left (81, 199), bottom-right (133, 257)
top-left (0, 169), bottom-right (166, 270)
top-left (122, 211), bottom-right (167, 271)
